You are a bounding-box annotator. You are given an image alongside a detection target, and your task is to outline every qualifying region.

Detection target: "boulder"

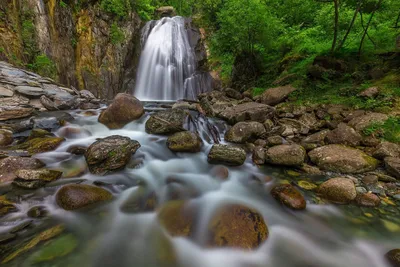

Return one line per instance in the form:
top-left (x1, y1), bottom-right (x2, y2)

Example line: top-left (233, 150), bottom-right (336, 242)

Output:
top-left (225, 121), bottom-right (265, 143)
top-left (324, 123), bottom-right (362, 146)
top-left (373, 142), bottom-right (400, 160)
top-left (0, 129), bottom-right (13, 146)
top-left (14, 137), bottom-right (65, 155)
top-left (218, 102), bottom-right (274, 124)
top-left (271, 184), bottom-right (306, 210)
top-left (318, 177), bottom-right (356, 204)
top-left (223, 88), bottom-right (243, 100)
top-left (252, 146), bottom-right (266, 165)
top-left (278, 118), bottom-right (309, 136)
top-left (348, 113), bottom-right (388, 132)
top-left (0, 156), bottom-right (45, 183)
top-left (301, 129), bottom-right (330, 150)
top-left (385, 157), bottom-right (400, 179)
top-left (208, 144), bottom-right (246, 166)
top-left (309, 145), bottom-right (379, 173)
top-left (40, 95), bottom-right (79, 111)
top-left (0, 106), bottom-right (34, 121)
top-left (358, 87), bottom-right (379, 98)
top-left (12, 169), bottom-right (62, 189)
top-left (266, 135), bottom-right (285, 146)
top-left (85, 135), bottom-right (141, 175)
top-left (79, 90), bottom-right (96, 100)
top-left (98, 93), bottom-right (144, 129)
top-left (385, 249), bottom-right (400, 267)
top-left (0, 197), bottom-right (17, 217)
top-left (145, 109), bottom-right (186, 135)
top-left (156, 6), bottom-right (177, 17)
top-left (265, 144), bottom-right (305, 167)
top-left (14, 86), bottom-right (44, 97)
top-left (258, 85), bottom-right (296, 106)
top-left (56, 184), bottom-right (113, 210)
top-left (355, 193), bottom-right (380, 207)
top-left (157, 200), bottom-right (196, 237)
top-left (166, 131), bottom-right (202, 153)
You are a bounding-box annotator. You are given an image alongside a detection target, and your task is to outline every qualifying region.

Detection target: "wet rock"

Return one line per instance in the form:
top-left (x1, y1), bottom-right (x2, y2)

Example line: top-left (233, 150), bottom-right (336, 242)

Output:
top-left (301, 130), bottom-right (330, 150)
top-left (0, 156), bottom-right (45, 183)
top-left (0, 233), bottom-right (16, 244)
top-left (385, 157), bottom-right (400, 179)
top-left (156, 6), bottom-right (177, 17)
top-left (12, 169), bottom-right (62, 189)
top-left (15, 137), bottom-right (65, 155)
top-left (207, 144), bottom-right (246, 166)
top-left (157, 200), bottom-right (196, 237)
top-left (355, 193), bottom-right (380, 207)
top-left (120, 186), bottom-right (157, 213)
top-left (318, 177), bottom-right (356, 204)
top-left (67, 146), bottom-right (87, 155)
top-left (309, 145), bottom-right (379, 173)
top-left (0, 106), bottom-right (34, 121)
top-left (56, 184), bottom-right (113, 210)
top-left (210, 165), bottom-right (230, 180)
top-left (358, 87), bottom-right (379, 98)
top-left (98, 93), bottom-right (144, 129)
top-left (362, 175), bottom-right (378, 185)
top-left (166, 131), bottom-right (202, 153)
top-left (265, 144), bottom-right (305, 167)
top-left (373, 142), bottom-right (400, 160)
top-left (348, 112), bottom-right (388, 132)
top-left (79, 102), bottom-right (100, 110)
top-left (325, 123), bottom-right (362, 146)
top-left (386, 249), bottom-right (400, 267)
top-left (0, 129), bottom-right (13, 146)
top-left (27, 206), bottom-right (49, 218)
top-left (145, 109), bottom-right (187, 135)
top-left (28, 129), bottom-right (53, 140)
top-left (9, 220), bottom-right (32, 233)
top-left (225, 121), bottom-right (266, 143)
top-left (85, 135), bottom-right (141, 175)
top-left (258, 85), bottom-right (296, 106)
top-left (279, 118), bottom-right (309, 136)
top-left (57, 126), bottom-right (91, 139)
top-left (266, 135), bottom-right (284, 146)
top-left (252, 146), bottom-right (266, 165)
top-left (298, 164), bottom-right (323, 175)
top-left (32, 111), bottom-right (74, 130)
top-left (40, 95), bottom-right (79, 111)
top-left (0, 196), bottom-right (17, 217)
top-left (218, 102), bottom-right (275, 124)
top-left (271, 184), bottom-right (306, 210)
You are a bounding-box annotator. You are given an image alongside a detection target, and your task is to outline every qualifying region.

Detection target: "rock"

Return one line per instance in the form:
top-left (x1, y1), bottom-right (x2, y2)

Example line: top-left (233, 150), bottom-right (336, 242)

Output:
top-left (358, 87), bottom-right (379, 98)
top-left (309, 145), bottom-right (379, 173)
top-left (279, 118), bottom-right (309, 136)
top-left (14, 86), bottom-right (44, 97)
top-left (79, 90), bottom-right (96, 100)
top-left (0, 233), bottom-right (16, 244)
top-left (15, 137), bottom-right (65, 155)
top-left (265, 144), bottom-right (305, 167)
top-left (224, 88), bottom-right (243, 100)
top-left (362, 136), bottom-right (381, 147)
top-left (27, 206), bottom-right (48, 218)
top-left (210, 165), bottom-right (229, 180)
top-left (362, 175), bottom-right (378, 185)
top-left (385, 249), bottom-right (400, 267)
top-left (254, 139), bottom-right (267, 147)
top-left (271, 184), bottom-right (306, 210)
top-left (266, 135), bottom-right (284, 146)
top-left (145, 109), bottom-right (186, 135)
top-left (12, 169), bottom-right (62, 189)
top-left (0, 196), bottom-right (17, 217)
top-left (348, 113), bottom-right (388, 132)
top-left (298, 164), bottom-right (323, 175)
top-left (56, 184), bottom-right (113, 210)
top-left (0, 156), bottom-right (45, 183)
top-left (385, 157), bottom-right (400, 179)
top-left (208, 144), bottom-right (246, 166)
top-left (28, 129), bottom-right (53, 140)
top-left (301, 129), bottom-right (330, 150)
top-left (218, 102), bottom-right (275, 124)
top-left (166, 131), bottom-right (202, 153)
top-left (57, 126), bottom-right (91, 139)
top-left (32, 111), bottom-right (74, 130)
top-left (225, 121), bottom-right (265, 143)
top-left (0, 129), bottom-right (13, 146)
top-left (252, 146), bottom-right (265, 165)
top-left (67, 146), bottom-right (87, 155)
top-left (299, 112), bottom-right (321, 131)
top-left (318, 177), bottom-right (356, 204)
top-left (355, 193), bottom-right (380, 207)
top-left (0, 106), bottom-right (34, 121)
top-left (85, 135), bottom-right (141, 175)
top-left (258, 85), bottom-right (296, 106)
top-left (120, 186), bottom-right (157, 213)
top-left (156, 6), bottom-right (177, 17)
top-left (157, 200), bottom-right (196, 237)
top-left (79, 102), bottom-right (100, 110)
top-left (98, 93), bottom-right (144, 129)
top-left (325, 123), bottom-right (362, 146)
top-left (0, 86), bottom-right (13, 97)
top-left (373, 142), bottom-right (400, 160)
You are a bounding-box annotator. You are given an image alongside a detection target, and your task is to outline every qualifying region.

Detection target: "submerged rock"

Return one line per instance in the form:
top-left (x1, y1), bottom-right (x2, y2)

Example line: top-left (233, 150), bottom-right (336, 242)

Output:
top-left (265, 144), bottom-right (305, 167)
top-left (12, 169), bottom-right (62, 189)
top-left (56, 184), bottom-right (113, 210)
top-left (27, 206), bottom-right (49, 218)
top-left (145, 109), bottom-right (187, 135)
top-left (308, 145), bottom-right (378, 173)
top-left (207, 144), bottom-right (246, 166)
top-left (0, 156), bottom-right (45, 183)
top-left (318, 177), bottom-right (356, 204)
top-left (85, 135), bottom-right (141, 175)
top-left (120, 186), bottom-right (157, 214)
top-left (166, 131), bottom-right (202, 152)
top-left (271, 184), bottom-right (306, 210)
top-left (225, 121), bottom-right (266, 143)
top-left (158, 200), bottom-right (196, 237)
top-left (98, 93), bottom-right (144, 129)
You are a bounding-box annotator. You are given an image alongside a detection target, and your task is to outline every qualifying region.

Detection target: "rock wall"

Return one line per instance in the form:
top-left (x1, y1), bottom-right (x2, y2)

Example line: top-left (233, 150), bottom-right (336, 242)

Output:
top-left (0, 0), bottom-right (142, 99)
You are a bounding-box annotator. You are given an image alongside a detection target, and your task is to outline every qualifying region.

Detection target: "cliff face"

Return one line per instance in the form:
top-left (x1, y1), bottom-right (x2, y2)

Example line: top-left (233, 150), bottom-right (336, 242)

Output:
top-left (0, 0), bottom-right (142, 99)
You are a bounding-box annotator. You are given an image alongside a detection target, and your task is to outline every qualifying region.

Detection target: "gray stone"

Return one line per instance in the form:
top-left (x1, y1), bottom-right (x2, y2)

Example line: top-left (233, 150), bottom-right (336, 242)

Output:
top-left (225, 121), bottom-right (265, 143)
top-left (14, 86), bottom-right (44, 97)
top-left (208, 145), bottom-right (246, 166)
top-left (265, 144), bottom-right (305, 167)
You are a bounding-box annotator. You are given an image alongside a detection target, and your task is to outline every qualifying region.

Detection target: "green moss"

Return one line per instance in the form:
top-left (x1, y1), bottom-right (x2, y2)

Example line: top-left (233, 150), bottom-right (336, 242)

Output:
top-left (29, 234), bottom-right (78, 264)
top-left (110, 22), bottom-right (124, 45)
top-left (363, 117), bottom-right (400, 144)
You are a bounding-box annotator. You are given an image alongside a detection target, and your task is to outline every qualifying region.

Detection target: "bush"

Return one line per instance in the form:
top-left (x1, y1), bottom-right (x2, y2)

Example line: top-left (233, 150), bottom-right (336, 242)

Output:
top-left (110, 22), bottom-right (125, 45)
top-left (29, 54), bottom-right (57, 79)
top-left (100, 0), bottom-right (130, 18)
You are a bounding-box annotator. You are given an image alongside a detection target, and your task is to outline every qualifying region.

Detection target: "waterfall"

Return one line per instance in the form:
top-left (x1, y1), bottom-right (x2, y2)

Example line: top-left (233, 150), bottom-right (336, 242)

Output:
top-left (134, 17), bottom-right (211, 101)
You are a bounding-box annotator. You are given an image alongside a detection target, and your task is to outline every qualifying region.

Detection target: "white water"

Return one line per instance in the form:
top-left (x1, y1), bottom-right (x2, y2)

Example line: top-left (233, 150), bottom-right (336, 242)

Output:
top-left (134, 17), bottom-right (211, 100)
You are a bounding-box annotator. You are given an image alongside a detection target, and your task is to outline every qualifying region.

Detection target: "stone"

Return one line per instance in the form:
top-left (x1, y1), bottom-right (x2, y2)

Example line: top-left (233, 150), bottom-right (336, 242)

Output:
top-left (225, 121), bottom-right (266, 143)
top-left (0, 129), bottom-right (13, 146)
top-left (224, 88), bottom-right (243, 100)
top-left (14, 86), bottom-right (44, 97)
top-left (218, 102), bottom-right (275, 124)
top-left (271, 184), bottom-right (306, 210)
top-left (0, 233), bottom-right (16, 244)
top-left (265, 136), bottom-right (283, 147)
top-left (0, 156), bottom-right (45, 183)
top-left (85, 135), bottom-right (141, 175)
top-left (318, 177), bottom-right (356, 204)
top-left (385, 157), bottom-right (400, 179)
top-left (252, 146), bottom-right (266, 165)
top-left (98, 93), bottom-right (144, 129)
top-left (298, 112), bottom-right (321, 131)
top-left (348, 113), bottom-right (388, 132)
top-left (265, 144), bottom-right (305, 167)
top-left (325, 123), bottom-right (362, 146)
top-left (258, 85), bottom-right (296, 106)
top-left (362, 175), bottom-right (378, 185)
top-left (145, 109), bottom-right (187, 135)
top-left (279, 118), bottom-right (309, 136)
top-left (120, 186), bottom-right (157, 214)
top-left (79, 90), bottom-right (96, 100)
top-left (207, 144), bottom-right (246, 166)
top-left (386, 249), bottom-right (400, 267)
top-left (0, 106), bottom-right (34, 121)
top-left (254, 139), bottom-right (267, 147)
top-left (298, 164), bottom-right (323, 175)
top-left (56, 184), bottom-right (113, 210)
top-left (156, 6), bottom-right (177, 17)
top-left (210, 165), bottom-right (229, 180)
top-left (27, 206), bottom-right (49, 218)
top-left (373, 142), bottom-right (400, 160)
top-left (355, 193), bottom-right (380, 207)
top-left (79, 102), bottom-right (100, 110)
top-left (12, 169), bottom-right (62, 189)
top-left (301, 129), bottom-right (330, 150)
top-left (166, 131), bottom-right (202, 153)
top-left (309, 145), bottom-right (379, 173)
top-left (32, 111), bottom-right (74, 130)
top-left (14, 137), bottom-right (65, 155)
top-left (0, 196), bottom-right (17, 217)
top-left (157, 200), bottom-right (196, 237)
top-left (66, 146), bottom-right (87, 155)
top-left (0, 86), bottom-right (13, 97)
top-left (358, 87), bottom-right (379, 98)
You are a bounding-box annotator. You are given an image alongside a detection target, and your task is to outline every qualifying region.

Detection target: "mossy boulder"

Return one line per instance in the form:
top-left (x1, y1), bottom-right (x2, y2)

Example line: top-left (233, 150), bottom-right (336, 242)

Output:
top-left (271, 184), bottom-right (306, 210)
top-left (85, 135), bottom-right (141, 175)
top-left (309, 145), bottom-right (379, 173)
top-left (0, 156), bottom-right (45, 183)
top-left (157, 200), bottom-right (196, 237)
top-left (225, 121), bottom-right (266, 143)
top-left (98, 93), bottom-right (144, 129)
top-left (120, 186), bottom-right (157, 213)
top-left (13, 137), bottom-right (65, 155)
top-left (56, 184), bottom-right (113, 210)
top-left (325, 123), bottom-right (362, 147)
top-left (318, 177), bottom-right (356, 204)
top-left (145, 109), bottom-right (187, 135)
top-left (207, 144), bottom-right (246, 166)
top-left (12, 169), bottom-right (62, 189)
top-left (0, 196), bottom-right (17, 217)
top-left (166, 131), bottom-right (202, 153)
top-left (265, 144), bottom-right (306, 167)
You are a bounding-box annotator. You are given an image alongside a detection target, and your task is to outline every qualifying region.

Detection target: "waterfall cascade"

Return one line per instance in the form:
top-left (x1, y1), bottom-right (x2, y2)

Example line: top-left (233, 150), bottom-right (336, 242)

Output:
top-left (134, 17), bottom-right (211, 101)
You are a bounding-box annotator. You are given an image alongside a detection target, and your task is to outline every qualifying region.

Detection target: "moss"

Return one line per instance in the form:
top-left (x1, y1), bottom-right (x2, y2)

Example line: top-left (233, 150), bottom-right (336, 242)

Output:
top-left (29, 234), bottom-right (78, 264)
top-left (13, 137), bottom-right (65, 155)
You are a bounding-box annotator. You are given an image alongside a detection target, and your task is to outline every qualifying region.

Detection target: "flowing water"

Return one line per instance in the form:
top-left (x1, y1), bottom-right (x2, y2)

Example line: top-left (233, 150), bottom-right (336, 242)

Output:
top-left (134, 17), bottom-right (211, 100)
top-left (0, 106), bottom-right (400, 267)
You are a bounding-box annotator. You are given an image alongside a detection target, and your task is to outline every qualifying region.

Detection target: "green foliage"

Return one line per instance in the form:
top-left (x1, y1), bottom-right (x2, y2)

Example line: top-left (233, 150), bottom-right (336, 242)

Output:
top-left (28, 54), bottom-right (57, 79)
top-left (60, 0), bottom-right (68, 8)
top-left (132, 0), bottom-right (155, 21)
top-left (110, 22), bottom-right (125, 44)
top-left (100, 0), bottom-right (130, 18)
top-left (363, 117), bottom-right (400, 143)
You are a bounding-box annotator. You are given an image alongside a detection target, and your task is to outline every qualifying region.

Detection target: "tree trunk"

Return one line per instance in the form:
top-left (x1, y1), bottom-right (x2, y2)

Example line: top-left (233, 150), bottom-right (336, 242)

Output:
top-left (336, 0), bottom-right (362, 52)
top-left (331, 0), bottom-right (339, 54)
top-left (358, 0), bottom-right (383, 55)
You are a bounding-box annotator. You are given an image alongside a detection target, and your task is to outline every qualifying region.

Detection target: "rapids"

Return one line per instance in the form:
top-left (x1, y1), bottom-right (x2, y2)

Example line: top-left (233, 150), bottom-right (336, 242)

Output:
top-left (0, 105), bottom-right (399, 267)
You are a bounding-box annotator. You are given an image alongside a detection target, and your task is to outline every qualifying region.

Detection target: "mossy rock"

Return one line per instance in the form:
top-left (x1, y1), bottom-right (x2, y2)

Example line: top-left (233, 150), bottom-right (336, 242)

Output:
top-left (207, 144), bottom-right (247, 166)
top-left (157, 200), bottom-right (196, 237)
top-left (13, 137), bottom-right (65, 155)
top-left (317, 177), bottom-right (356, 204)
top-left (166, 131), bottom-right (202, 153)
top-left (0, 196), bottom-right (17, 217)
top-left (145, 109), bottom-right (187, 135)
top-left (12, 169), bottom-right (63, 189)
top-left (120, 186), bottom-right (157, 213)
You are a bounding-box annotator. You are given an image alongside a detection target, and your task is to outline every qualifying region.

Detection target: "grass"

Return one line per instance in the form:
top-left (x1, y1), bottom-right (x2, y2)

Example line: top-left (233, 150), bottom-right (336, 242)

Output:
top-left (363, 117), bottom-right (400, 144)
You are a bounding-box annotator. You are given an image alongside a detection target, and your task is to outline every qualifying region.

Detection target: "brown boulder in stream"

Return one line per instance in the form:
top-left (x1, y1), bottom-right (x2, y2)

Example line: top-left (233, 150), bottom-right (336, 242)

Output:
top-left (271, 184), bottom-right (306, 210)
